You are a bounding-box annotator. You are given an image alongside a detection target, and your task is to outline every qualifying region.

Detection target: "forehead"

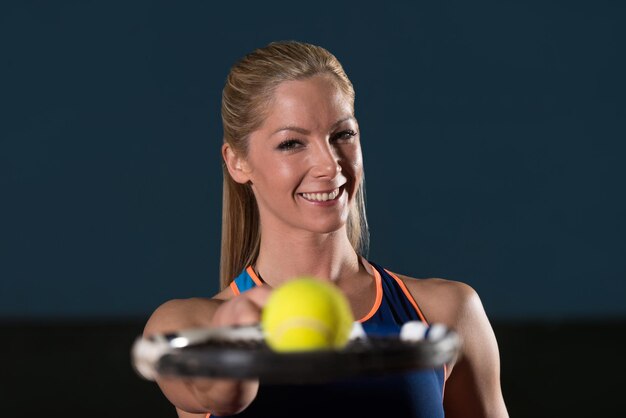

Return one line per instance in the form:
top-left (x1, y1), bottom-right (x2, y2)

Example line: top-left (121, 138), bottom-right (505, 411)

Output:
top-left (261, 75), bottom-right (354, 130)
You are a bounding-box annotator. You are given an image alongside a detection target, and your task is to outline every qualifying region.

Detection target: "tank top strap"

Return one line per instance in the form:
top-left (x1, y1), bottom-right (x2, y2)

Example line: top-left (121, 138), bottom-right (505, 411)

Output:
top-left (229, 266), bottom-right (264, 295)
top-left (364, 260), bottom-right (430, 327)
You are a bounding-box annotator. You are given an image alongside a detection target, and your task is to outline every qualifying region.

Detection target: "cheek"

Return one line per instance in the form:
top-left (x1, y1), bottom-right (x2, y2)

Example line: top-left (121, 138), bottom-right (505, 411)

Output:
top-left (341, 145), bottom-right (364, 197)
top-left (353, 149), bottom-right (363, 172)
top-left (275, 161), bottom-right (300, 182)
top-left (343, 145), bottom-right (363, 176)
top-left (257, 160), bottom-right (302, 192)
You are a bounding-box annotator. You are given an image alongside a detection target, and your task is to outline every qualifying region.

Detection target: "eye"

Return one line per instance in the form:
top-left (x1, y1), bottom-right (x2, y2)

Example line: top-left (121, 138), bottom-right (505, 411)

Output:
top-left (331, 130), bottom-right (357, 142)
top-left (277, 139), bottom-right (303, 151)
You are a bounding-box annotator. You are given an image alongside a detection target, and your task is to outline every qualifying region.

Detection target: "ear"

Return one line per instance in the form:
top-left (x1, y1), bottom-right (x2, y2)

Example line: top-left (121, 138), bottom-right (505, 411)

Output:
top-left (222, 142), bottom-right (253, 184)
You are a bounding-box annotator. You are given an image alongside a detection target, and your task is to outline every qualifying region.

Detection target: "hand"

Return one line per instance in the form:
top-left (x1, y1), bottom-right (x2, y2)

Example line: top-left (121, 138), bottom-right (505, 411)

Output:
top-left (210, 285), bottom-right (273, 328)
top-left (175, 286), bottom-right (273, 416)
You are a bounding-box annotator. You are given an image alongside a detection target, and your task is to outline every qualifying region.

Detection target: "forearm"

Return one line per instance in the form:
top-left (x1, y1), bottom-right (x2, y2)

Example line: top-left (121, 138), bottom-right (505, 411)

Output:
top-left (143, 298), bottom-right (259, 414)
top-left (157, 376), bottom-right (259, 416)
top-left (142, 288), bottom-right (272, 415)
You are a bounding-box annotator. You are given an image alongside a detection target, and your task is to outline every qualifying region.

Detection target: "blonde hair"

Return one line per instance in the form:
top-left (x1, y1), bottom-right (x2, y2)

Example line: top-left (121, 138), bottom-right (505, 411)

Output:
top-left (219, 40), bottom-right (369, 289)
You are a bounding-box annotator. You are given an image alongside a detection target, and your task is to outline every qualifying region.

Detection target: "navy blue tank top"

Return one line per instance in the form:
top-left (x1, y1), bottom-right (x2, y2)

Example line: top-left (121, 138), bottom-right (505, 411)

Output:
top-left (211, 259), bottom-right (446, 418)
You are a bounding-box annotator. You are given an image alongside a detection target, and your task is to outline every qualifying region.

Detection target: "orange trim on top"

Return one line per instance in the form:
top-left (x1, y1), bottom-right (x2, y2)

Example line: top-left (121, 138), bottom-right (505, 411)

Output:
top-left (384, 269), bottom-right (429, 325)
top-left (358, 261), bottom-right (383, 322)
top-left (246, 266), bottom-right (265, 286)
top-left (229, 281), bottom-right (240, 296)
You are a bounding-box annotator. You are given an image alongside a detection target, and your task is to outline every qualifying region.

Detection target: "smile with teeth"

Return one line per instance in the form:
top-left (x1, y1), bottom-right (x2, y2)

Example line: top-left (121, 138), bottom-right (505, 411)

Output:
top-left (299, 187), bottom-right (341, 202)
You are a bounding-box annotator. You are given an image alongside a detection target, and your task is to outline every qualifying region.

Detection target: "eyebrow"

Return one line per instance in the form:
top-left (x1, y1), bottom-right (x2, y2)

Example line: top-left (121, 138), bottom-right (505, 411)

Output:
top-left (271, 116), bottom-right (355, 136)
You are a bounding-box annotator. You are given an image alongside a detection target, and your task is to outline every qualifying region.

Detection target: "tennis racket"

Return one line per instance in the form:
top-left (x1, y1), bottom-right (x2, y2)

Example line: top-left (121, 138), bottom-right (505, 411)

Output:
top-left (131, 321), bottom-right (460, 385)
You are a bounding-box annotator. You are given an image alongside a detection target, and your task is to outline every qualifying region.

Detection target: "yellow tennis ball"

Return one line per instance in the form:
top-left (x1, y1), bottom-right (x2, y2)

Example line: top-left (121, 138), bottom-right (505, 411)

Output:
top-left (261, 277), bottom-right (354, 352)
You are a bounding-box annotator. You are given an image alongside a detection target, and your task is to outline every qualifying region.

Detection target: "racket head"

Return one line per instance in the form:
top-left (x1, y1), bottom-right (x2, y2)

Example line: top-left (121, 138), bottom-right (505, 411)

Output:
top-left (132, 321), bottom-right (460, 384)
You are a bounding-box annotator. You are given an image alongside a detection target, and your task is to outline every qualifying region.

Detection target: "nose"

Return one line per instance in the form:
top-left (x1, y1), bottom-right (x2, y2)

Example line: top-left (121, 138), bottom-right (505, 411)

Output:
top-left (310, 140), bottom-right (342, 179)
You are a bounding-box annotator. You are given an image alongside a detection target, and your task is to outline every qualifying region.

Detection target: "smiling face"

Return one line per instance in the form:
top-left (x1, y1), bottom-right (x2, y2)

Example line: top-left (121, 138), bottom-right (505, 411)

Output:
top-left (225, 74), bottom-right (363, 238)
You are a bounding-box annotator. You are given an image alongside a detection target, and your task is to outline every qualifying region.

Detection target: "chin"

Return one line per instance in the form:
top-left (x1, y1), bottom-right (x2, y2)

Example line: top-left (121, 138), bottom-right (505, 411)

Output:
top-left (306, 219), bottom-right (348, 235)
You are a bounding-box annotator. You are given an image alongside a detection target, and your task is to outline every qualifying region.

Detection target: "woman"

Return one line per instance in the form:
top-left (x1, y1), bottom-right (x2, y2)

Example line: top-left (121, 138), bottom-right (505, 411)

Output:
top-left (143, 40), bottom-right (509, 418)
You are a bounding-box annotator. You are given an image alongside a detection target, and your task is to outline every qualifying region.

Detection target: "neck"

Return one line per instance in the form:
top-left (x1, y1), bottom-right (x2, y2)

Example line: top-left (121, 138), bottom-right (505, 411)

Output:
top-left (253, 226), bottom-right (361, 287)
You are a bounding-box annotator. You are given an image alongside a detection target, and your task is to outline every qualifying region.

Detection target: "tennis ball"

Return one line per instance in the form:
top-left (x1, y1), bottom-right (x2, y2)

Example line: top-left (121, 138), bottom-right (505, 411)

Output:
top-left (261, 277), bottom-right (354, 352)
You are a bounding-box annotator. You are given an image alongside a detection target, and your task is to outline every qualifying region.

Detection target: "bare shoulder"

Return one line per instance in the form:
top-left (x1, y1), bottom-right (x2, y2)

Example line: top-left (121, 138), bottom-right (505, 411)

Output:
top-left (142, 286), bottom-right (236, 338)
top-left (393, 273), bottom-right (482, 328)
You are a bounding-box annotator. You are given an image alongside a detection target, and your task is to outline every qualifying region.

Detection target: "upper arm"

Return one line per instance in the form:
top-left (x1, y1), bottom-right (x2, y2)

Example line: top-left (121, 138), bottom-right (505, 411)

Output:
top-left (442, 283), bottom-right (509, 418)
top-left (400, 276), bottom-right (509, 418)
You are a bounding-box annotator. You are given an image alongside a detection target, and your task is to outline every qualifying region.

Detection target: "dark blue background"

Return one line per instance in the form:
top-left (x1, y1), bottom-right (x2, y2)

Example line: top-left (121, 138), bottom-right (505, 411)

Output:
top-left (2, 0), bottom-right (625, 320)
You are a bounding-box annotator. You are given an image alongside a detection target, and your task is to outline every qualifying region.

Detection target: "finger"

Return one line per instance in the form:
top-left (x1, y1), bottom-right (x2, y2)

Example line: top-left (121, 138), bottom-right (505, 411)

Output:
top-left (210, 286), bottom-right (272, 327)
top-left (231, 297), bottom-right (264, 326)
top-left (242, 285), bottom-right (272, 310)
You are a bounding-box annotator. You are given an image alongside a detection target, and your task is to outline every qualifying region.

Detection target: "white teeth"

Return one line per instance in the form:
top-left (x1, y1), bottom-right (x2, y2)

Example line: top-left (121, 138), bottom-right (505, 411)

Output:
top-left (301, 188), bottom-right (340, 202)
